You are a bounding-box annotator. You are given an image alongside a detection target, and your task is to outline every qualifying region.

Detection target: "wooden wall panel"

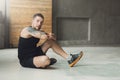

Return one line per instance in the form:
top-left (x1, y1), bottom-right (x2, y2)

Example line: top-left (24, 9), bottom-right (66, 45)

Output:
top-left (10, 0), bottom-right (52, 47)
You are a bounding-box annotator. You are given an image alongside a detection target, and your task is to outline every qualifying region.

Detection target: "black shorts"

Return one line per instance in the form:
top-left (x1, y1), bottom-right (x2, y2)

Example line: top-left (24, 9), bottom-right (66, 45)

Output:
top-left (20, 57), bottom-right (37, 68)
top-left (19, 46), bottom-right (45, 68)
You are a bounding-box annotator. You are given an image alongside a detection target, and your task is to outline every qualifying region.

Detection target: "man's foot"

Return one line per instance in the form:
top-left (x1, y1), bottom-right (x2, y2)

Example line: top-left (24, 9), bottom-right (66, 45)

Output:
top-left (49, 58), bottom-right (57, 65)
top-left (68, 51), bottom-right (83, 67)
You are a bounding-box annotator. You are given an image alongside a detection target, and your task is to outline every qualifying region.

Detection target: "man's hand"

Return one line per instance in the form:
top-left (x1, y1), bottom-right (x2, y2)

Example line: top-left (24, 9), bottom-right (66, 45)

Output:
top-left (48, 33), bottom-right (56, 40)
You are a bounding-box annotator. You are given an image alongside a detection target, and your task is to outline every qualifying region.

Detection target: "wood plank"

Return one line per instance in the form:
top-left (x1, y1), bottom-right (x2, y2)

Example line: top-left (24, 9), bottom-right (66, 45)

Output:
top-left (10, 0), bottom-right (52, 47)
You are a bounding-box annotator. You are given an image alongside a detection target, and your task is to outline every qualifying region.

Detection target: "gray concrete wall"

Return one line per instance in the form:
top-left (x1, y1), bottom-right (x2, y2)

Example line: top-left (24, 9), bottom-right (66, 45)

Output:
top-left (53, 0), bottom-right (120, 46)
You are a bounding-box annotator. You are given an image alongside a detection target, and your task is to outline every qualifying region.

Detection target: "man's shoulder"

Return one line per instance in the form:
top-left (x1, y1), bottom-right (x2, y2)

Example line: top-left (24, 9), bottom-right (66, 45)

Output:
top-left (20, 26), bottom-right (30, 33)
top-left (23, 26), bottom-right (32, 31)
top-left (26, 26), bottom-right (37, 32)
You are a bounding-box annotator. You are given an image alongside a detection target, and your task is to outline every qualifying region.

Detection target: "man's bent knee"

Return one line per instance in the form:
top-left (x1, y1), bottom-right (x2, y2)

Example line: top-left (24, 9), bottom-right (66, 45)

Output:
top-left (45, 39), bottom-right (56, 45)
top-left (33, 56), bottom-right (50, 68)
top-left (43, 39), bottom-right (53, 47)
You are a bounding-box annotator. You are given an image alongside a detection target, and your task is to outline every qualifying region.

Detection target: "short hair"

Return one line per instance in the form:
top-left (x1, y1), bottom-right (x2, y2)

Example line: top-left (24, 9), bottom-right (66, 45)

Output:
top-left (33, 13), bottom-right (44, 19)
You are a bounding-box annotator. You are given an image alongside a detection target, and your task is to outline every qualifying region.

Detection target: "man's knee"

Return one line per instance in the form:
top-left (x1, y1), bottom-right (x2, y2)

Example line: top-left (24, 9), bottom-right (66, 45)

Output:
top-left (44, 39), bottom-right (54, 46)
top-left (33, 56), bottom-right (50, 68)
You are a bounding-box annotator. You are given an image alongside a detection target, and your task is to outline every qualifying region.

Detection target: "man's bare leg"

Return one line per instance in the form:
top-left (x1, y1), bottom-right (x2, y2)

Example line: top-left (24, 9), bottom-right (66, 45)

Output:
top-left (41, 39), bottom-right (68, 59)
top-left (33, 39), bottom-right (68, 68)
top-left (37, 39), bottom-right (83, 67)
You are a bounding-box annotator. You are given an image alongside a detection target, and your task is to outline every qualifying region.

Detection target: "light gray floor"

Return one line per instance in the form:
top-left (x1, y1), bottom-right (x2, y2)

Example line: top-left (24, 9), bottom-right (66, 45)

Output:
top-left (0, 47), bottom-right (120, 80)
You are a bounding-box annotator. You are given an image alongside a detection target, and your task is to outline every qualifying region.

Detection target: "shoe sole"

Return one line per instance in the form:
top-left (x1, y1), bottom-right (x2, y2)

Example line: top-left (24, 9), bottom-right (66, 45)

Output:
top-left (69, 51), bottom-right (83, 67)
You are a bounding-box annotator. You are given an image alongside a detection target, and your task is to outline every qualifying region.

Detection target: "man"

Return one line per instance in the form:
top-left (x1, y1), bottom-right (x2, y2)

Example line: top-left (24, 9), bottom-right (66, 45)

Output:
top-left (18, 13), bottom-right (83, 69)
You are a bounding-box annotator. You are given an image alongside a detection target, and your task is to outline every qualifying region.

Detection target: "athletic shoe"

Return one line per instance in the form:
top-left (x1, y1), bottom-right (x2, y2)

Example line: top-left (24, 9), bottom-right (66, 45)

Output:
top-left (68, 51), bottom-right (83, 67)
top-left (50, 58), bottom-right (57, 65)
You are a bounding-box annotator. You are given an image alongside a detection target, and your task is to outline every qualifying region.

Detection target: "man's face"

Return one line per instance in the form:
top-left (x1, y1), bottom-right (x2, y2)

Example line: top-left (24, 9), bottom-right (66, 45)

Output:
top-left (32, 16), bottom-right (44, 30)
